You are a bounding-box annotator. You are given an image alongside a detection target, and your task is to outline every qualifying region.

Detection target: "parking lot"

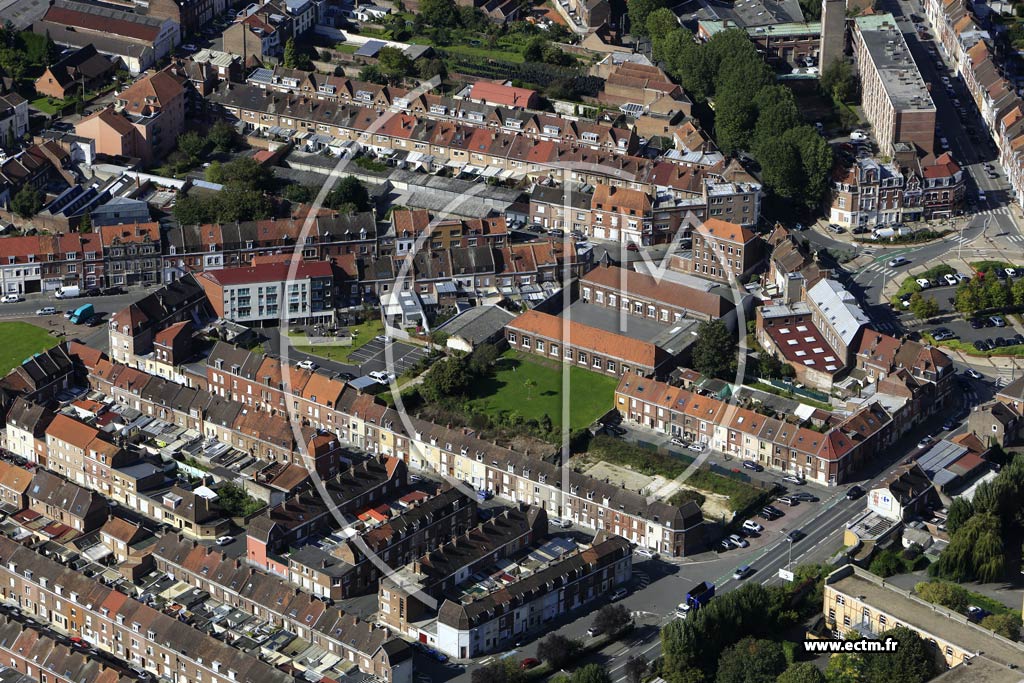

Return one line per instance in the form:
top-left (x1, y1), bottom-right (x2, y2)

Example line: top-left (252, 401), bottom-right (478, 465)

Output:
top-left (348, 337), bottom-right (429, 375)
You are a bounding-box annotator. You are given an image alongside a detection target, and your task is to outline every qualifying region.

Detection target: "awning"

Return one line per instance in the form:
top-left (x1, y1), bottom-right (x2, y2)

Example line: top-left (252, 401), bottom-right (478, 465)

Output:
top-left (446, 159), bottom-right (467, 169)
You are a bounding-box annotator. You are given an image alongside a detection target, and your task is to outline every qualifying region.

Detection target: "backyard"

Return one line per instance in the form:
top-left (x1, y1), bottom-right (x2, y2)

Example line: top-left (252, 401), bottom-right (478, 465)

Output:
top-left (0, 321), bottom-right (61, 376)
top-left (465, 351), bottom-right (617, 431)
top-left (289, 318), bottom-right (385, 363)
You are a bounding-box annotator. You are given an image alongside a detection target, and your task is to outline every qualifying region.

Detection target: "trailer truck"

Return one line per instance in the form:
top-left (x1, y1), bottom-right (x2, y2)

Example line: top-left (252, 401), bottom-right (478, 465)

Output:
top-left (676, 581), bottom-right (715, 619)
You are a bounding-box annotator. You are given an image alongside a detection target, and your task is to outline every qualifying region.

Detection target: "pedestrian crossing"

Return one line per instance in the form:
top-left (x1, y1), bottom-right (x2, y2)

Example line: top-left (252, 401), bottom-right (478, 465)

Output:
top-left (1007, 234), bottom-right (1024, 243)
top-left (860, 262), bottom-right (899, 278)
top-left (871, 321), bottom-right (899, 334)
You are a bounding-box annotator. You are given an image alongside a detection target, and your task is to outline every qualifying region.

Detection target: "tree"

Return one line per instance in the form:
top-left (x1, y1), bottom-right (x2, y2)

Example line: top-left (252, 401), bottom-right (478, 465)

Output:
top-left (282, 183), bottom-right (315, 204)
top-left (778, 663), bottom-right (826, 683)
top-left (787, 127), bottom-right (834, 209)
top-left (945, 497), bottom-right (973, 534)
top-left (954, 279), bottom-right (984, 315)
top-left (172, 193), bottom-right (214, 225)
top-left (931, 512), bottom-right (1004, 582)
top-left (468, 344), bottom-right (499, 375)
top-left (420, 356), bottom-right (473, 402)
top-left (861, 627), bottom-right (937, 683)
top-left (714, 86), bottom-right (758, 154)
top-left (628, 0), bottom-right (667, 36)
top-left (715, 638), bottom-right (787, 683)
top-left (177, 130), bottom-right (206, 162)
top-left (908, 292), bottom-right (939, 320)
top-left (824, 653), bottom-right (864, 683)
top-left (914, 581), bottom-right (970, 612)
top-left (472, 660), bottom-right (523, 683)
top-left (420, 0), bottom-right (460, 26)
top-left (692, 319), bottom-right (736, 380)
top-left (1012, 277), bottom-right (1024, 307)
top-left (592, 604), bottom-right (632, 636)
top-left (283, 38), bottom-right (312, 70)
top-left (645, 7), bottom-right (679, 39)
top-left (984, 275), bottom-right (1012, 310)
top-left (571, 664), bottom-right (612, 683)
top-left (417, 58), bottom-right (447, 80)
top-left (537, 634), bottom-right (580, 671)
top-left (11, 185), bottom-right (41, 218)
top-left (624, 656), bottom-right (647, 683)
top-left (981, 613), bottom-right (1021, 640)
top-left (753, 87), bottom-right (800, 155)
top-left (77, 210), bottom-right (92, 233)
top-left (208, 120), bottom-right (240, 153)
top-left (758, 135), bottom-right (803, 201)
top-left (523, 35), bottom-right (546, 62)
top-left (325, 175), bottom-right (371, 212)
top-left (820, 59), bottom-right (857, 103)
top-left (377, 46), bottom-right (414, 82)
top-left (868, 549), bottom-right (904, 578)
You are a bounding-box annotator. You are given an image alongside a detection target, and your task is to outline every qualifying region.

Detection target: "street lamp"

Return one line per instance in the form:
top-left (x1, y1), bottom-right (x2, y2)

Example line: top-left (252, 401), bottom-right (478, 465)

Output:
top-left (786, 536), bottom-right (794, 570)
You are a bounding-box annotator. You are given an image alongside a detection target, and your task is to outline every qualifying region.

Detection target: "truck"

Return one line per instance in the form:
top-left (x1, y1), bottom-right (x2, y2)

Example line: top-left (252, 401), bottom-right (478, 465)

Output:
top-left (54, 286), bottom-right (80, 299)
top-left (69, 303), bottom-right (94, 324)
top-left (675, 581), bottom-right (715, 620)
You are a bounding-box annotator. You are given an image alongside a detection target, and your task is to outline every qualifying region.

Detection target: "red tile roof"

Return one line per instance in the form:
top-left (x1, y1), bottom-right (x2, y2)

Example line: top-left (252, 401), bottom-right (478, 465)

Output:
top-left (507, 309), bottom-right (659, 367)
top-left (469, 81), bottom-right (537, 108)
top-left (42, 5), bottom-right (161, 41)
top-left (197, 261), bottom-right (333, 286)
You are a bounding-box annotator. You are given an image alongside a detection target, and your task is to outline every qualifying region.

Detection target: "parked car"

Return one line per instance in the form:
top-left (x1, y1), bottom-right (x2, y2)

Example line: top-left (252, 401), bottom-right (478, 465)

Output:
top-left (687, 442), bottom-right (707, 453)
top-left (83, 288), bottom-right (102, 297)
top-left (964, 368), bottom-right (984, 379)
top-left (670, 436), bottom-right (686, 447)
top-left (990, 315), bottom-right (1006, 327)
top-left (850, 130), bottom-right (868, 141)
top-left (777, 495), bottom-right (797, 506)
top-left (727, 534), bottom-right (749, 548)
top-left (915, 278), bottom-right (931, 289)
top-left (741, 520), bottom-right (764, 534)
top-left (943, 273), bottom-right (959, 286)
top-left (634, 547), bottom-right (657, 559)
top-left (741, 460), bottom-right (764, 472)
top-left (966, 606), bottom-right (991, 623)
top-left (942, 420), bottom-right (956, 431)
top-left (791, 492), bottom-right (819, 502)
top-left (626, 242), bottom-right (640, 252)
top-left (931, 328), bottom-right (956, 341)
top-left (969, 318), bottom-right (985, 329)
top-left (215, 536), bottom-right (234, 546)
top-left (520, 658), bottom-right (541, 670)
top-left (611, 588), bottom-right (629, 601)
top-left (296, 359), bottom-right (318, 371)
top-left (36, 307), bottom-right (57, 315)
top-left (782, 474), bottom-right (805, 485)
top-left (587, 626), bottom-right (603, 638)
top-left (827, 223), bottom-right (845, 234)
top-left (974, 340), bottom-right (992, 352)
top-left (0, 294), bottom-right (21, 303)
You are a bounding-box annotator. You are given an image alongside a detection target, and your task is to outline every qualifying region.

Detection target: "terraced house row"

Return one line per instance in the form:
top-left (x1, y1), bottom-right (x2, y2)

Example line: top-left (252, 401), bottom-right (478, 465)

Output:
top-left (614, 373), bottom-right (895, 485)
top-left (0, 534), bottom-right (299, 683)
top-left (208, 86), bottom-right (761, 237)
top-left (74, 338), bottom-right (709, 557)
top-left (925, 0), bottom-right (1024, 207)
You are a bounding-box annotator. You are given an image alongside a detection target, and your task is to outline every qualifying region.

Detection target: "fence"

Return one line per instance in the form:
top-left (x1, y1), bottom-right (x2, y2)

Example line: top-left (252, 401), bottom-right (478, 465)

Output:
top-left (761, 377), bottom-right (831, 403)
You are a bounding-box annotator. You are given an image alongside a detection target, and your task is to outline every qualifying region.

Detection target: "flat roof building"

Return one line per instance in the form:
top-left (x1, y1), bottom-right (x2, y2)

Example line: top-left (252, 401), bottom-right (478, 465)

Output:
top-left (853, 14), bottom-right (937, 156)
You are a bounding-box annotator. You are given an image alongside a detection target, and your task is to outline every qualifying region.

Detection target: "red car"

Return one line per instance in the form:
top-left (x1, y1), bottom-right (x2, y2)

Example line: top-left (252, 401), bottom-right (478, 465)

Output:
top-left (520, 658), bottom-right (540, 670)
top-left (626, 243), bottom-right (640, 252)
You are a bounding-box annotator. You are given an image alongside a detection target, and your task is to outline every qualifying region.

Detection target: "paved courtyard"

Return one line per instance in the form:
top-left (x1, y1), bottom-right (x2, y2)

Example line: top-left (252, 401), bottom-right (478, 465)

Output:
top-left (348, 337), bottom-right (429, 375)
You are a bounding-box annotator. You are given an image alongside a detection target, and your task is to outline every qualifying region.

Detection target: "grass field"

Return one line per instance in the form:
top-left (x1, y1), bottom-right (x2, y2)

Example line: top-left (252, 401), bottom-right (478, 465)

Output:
top-left (290, 319), bottom-right (384, 363)
top-left (465, 351), bottom-right (617, 430)
top-left (0, 322), bottom-right (61, 376)
top-left (29, 97), bottom-right (63, 114)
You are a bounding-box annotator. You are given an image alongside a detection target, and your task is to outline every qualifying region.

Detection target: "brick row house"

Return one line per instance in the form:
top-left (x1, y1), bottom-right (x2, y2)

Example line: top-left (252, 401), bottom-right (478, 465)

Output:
top-left (75, 341), bottom-right (709, 558)
top-left (614, 373), bottom-right (892, 485)
top-left (148, 534), bottom-right (412, 683)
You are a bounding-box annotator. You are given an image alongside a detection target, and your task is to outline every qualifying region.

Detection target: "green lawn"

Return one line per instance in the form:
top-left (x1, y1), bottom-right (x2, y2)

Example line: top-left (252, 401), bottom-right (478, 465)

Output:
top-left (290, 318), bottom-right (385, 363)
top-left (0, 322), bottom-right (61, 376)
top-left (29, 97), bottom-right (63, 114)
top-left (465, 351), bottom-right (617, 430)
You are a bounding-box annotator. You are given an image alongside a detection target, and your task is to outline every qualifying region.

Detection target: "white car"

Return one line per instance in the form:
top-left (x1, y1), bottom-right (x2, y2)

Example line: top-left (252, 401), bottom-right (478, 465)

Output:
top-left (215, 536), bottom-right (234, 546)
top-left (368, 370), bottom-right (395, 383)
top-left (0, 294), bottom-right (21, 303)
top-left (1006, 267), bottom-right (1018, 278)
top-left (610, 588), bottom-right (628, 601)
top-left (687, 442), bottom-right (706, 453)
top-left (296, 359), bottom-right (318, 371)
top-left (944, 273), bottom-right (959, 286)
top-left (741, 520), bottom-right (764, 534)
top-left (850, 130), bottom-right (868, 141)
top-left (36, 307), bottom-right (56, 315)
top-left (181, 43), bottom-right (198, 52)
top-left (634, 547), bottom-right (657, 559)
top-left (915, 278), bottom-right (931, 289)
top-left (964, 368), bottom-right (984, 380)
